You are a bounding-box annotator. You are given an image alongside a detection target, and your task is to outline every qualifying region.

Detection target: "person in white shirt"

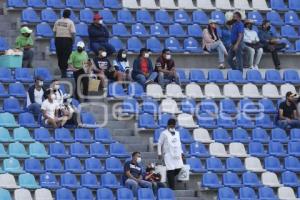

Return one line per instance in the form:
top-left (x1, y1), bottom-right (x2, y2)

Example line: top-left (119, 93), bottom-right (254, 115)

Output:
top-left (113, 49), bottom-right (131, 82)
top-left (50, 79), bottom-right (64, 105)
top-left (243, 19), bottom-right (263, 70)
top-left (158, 118), bottom-right (184, 190)
top-left (27, 77), bottom-right (46, 116)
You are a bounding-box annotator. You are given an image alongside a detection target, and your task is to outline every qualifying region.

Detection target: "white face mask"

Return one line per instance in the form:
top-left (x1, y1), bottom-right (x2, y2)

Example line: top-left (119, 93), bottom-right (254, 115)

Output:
top-left (144, 53), bottom-right (149, 58)
top-left (136, 157), bottom-right (142, 163)
top-left (165, 54), bottom-right (171, 60)
top-left (67, 98), bottom-right (72, 104)
top-left (101, 52), bottom-right (107, 57)
top-left (54, 84), bottom-right (60, 90)
top-left (99, 20), bottom-right (103, 24)
top-left (50, 94), bottom-right (56, 100)
top-left (169, 128), bottom-right (176, 133)
top-left (121, 53), bottom-right (127, 59)
top-left (38, 81), bottom-right (43, 87)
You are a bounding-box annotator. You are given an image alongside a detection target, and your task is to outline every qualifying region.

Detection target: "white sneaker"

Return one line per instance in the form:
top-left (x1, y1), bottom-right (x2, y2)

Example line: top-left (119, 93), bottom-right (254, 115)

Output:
top-left (254, 65), bottom-right (259, 70)
top-left (250, 66), bottom-right (255, 69)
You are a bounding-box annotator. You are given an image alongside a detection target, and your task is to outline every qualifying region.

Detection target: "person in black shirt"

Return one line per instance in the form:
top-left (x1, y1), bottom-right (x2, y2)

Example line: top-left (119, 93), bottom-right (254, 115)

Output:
top-left (124, 152), bottom-right (152, 197)
top-left (155, 49), bottom-right (180, 87)
top-left (277, 91), bottom-right (300, 129)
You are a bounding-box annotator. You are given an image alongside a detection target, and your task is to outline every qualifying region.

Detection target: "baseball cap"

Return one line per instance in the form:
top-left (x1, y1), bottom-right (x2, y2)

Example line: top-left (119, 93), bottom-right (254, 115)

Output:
top-left (93, 13), bottom-right (102, 20)
top-left (286, 91), bottom-right (297, 98)
top-left (77, 41), bottom-right (85, 48)
top-left (244, 19), bottom-right (255, 24)
top-left (20, 26), bottom-right (32, 34)
top-left (208, 19), bottom-right (218, 24)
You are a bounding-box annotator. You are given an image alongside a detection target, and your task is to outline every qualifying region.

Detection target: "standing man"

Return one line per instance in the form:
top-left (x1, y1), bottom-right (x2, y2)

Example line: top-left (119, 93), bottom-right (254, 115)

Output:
top-left (88, 13), bottom-right (115, 57)
top-left (124, 152), bottom-right (152, 197)
top-left (158, 118), bottom-right (184, 190)
top-left (15, 26), bottom-right (34, 68)
top-left (53, 9), bottom-right (76, 78)
top-left (259, 20), bottom-right (286, 70)
top-left (27, 77), bottom-right (46, 116)
top-left (155, 49), bottom-right (180, 87)
top-left (227, 12), bottom-right (245, 71)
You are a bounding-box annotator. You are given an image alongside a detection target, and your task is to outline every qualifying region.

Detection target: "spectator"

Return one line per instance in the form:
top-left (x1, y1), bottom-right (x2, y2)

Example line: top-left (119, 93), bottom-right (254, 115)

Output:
top-left (258, 20), bottom-right (286, 70)
top-left (58, 98), bottom-right (77, 127)
top-left (41, 89), bottom-right (67, 128)
top-left (50, 79), bottom-right (64, 105)
top-left (155, 49), bottom-right (180, 86)
top-left (113, 49), bottom-right (131, 82)
top-left (68, 41), bottom-right (89, 99)
top-left (15, 26), bottom-right (34, 68)
top-left (277, 91), bottom-right (300, 129)
top-left (92, 48), bottom-right (123, 89)
top-left (243, 19), bottom-right (263, 70)
top-left (227, 12), bottom-right (245, 71)
top-left (27, 77), bottom-right (46, 116)
top-left (158, 118), bottom-right (184, 190)
top-left (124, 152), bottom-right (152, 197)
top-left (53, 9), bottom-right (76, 78)
top-left (88, 13), bottom-right (115, 57)
top-left (144, 163), bottom-right (166, 194)
top-left (132, 48), bottom-right (158, 87)
top-left (202, 20), bottom-right (228, 69)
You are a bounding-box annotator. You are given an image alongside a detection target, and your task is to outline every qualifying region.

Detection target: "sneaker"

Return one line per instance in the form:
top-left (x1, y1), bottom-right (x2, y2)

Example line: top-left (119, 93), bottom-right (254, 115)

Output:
top-left (250, 66), bottom-right (255, 69)
top-left (145, 79), bottom-right (154, 85)
top-left (254, 65), bottom-right (259, 70)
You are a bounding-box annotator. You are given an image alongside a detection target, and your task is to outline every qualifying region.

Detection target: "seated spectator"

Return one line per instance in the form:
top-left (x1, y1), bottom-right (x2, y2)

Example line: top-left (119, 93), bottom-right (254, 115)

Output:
top-left (155, 49), bottom-right (180, 87)
top-left (277, 91), bottom-right (300, 129)
top-left (113, 49), bottom-right (131, 82)
top-left (41, 89), bottom-right (67, 128)
top-left (243, 19), bottom-right (263, 70)
top-left (124, 152), bottom-right (152, 197)
top-left (144, 163), bottom-right (166, 194)
top-left (202, 20), bottom-right (228, 69)
top-left (15, 26), bottom-right (34, 68)
top-left (258, 20), bottom-right (286, 70)
top-left (132, 48), bottom-right (158, 87)
top-left (50, 79), bottom-right (65, 105)
top-left (88, 13), bottom-right (115, 57)
top-left (58, 98), bottom-right (77, 127)
top-left (27, 77), bottom-right (46, 116)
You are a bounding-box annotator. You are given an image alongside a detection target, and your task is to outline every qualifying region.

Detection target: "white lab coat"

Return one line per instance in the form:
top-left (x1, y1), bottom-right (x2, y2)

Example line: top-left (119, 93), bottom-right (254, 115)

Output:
top-left (158, 129), bottom-right (184, 171)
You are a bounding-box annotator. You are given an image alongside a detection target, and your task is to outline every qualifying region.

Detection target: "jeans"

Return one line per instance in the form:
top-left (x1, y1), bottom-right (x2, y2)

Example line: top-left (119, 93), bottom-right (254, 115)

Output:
top-left (22, 48), bottom-right (34, 68)
top-left (278, 119), bottom-right (300, 129)
top-left (134, 72), bottom-right (158, 87)
top-left (209, 40), bottom-right (227, 64)
top-left (167, 168), bottom-right (181, 190)
top-left (152, 182), bottom-right (166, 195)
top-left (158, 72), bottom-right (180, 87)
top-left (55, 37), bottom-right (73, 78)
top-left (90, 42), bottom-right (116, 57)
top-left (125, 179), bottom-right (152, 197)
top-left (227, 42), bottom-right (245, 71)
top-left (244, 45), bottom-right (263, 67)
top-left (27, 103), bottom-right (41, 116)
top-left (263, 43), bottom-right (286, 69)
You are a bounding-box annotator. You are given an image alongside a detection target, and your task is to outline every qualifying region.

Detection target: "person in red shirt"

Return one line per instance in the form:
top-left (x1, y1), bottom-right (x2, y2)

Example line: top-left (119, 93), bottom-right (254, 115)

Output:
top-left (132, 48), bottom-right (158, 87)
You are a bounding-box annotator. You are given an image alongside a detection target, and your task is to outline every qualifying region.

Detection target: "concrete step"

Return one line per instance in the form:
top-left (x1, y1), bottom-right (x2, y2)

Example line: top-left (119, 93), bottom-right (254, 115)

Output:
top-left (113, 136), bottom-right (147, 144)
top-left (126, 144), bottom-right (149, 152)
top-left (112, 129), bottom-right (133, 136)
top-left (177, 197), bottom-right (203, 200)
top-left (174, 190), bottom-right (196, 197)
top-left (140, 152), bottom-right (158, 159)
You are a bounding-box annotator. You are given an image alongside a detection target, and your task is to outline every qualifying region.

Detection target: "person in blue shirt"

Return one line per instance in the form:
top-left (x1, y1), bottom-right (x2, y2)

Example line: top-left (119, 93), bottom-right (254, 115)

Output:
top-left (258, 20), bottom-right (286, 70)
top-left (227, 12), bottom-right (245, 71)
top-left (113, 49), bottom-right (131, 82)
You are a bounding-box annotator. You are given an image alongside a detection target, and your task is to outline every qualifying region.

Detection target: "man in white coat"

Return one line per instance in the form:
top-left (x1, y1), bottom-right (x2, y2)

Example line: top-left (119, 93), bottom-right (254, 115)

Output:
top-left (158, 118), bottom-right (184, 189)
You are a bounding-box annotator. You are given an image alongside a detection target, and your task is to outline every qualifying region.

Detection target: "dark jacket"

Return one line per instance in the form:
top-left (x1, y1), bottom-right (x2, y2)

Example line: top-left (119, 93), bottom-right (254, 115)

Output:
top-left (88, 23), bottom-right (109, 43)
top-left (258, 29), bottom-right (276, 46)
top-left (155, 56), bottom-right (175, 72)
top-left (132, 57), bottom-right (153, 78)
top-left (28, 85), bottom-right (46, 105)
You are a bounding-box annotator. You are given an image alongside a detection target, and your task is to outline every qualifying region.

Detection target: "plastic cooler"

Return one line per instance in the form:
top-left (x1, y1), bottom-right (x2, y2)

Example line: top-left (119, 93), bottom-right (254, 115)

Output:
top-left (0, 55), bottom-right (22, 68)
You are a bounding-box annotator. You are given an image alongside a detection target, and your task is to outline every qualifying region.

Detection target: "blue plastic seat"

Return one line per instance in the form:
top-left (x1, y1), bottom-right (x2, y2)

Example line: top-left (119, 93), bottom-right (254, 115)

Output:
top-left (84, 0), bottom-right (102, 9)
top-left (45, 157), bottom-right (64, 173)
top-left (81, 173), bottom-right (100, 189)
top-left (271, 0), bottom-right (288, 11)
top-left (258, 187), bottom-right (278, 200)
top-left (177, 69), bottom-right (190, 83)
top-left (25, 158), bottom-right (44, 174)
top-left (76, 23), bottom-right (88, 37)
top-left (265, 156), bottom-right (284, 172)
top-left (0, 112), bottom-right (18, 128)
top-left (85, 157), bottom-right (105, 174)
top-left (284, 69), bottom-right (300, 84)
top-left (289, 0), bottom-right (300, 11)
top-left (29, 142), bottom-right (49, 158)
top-left (291, 129), bottom-right (300, 141)
top-left (105, 157), bottom-right (123, 174)
top-left (281, 25), bottom-right (299, 39)
top-left (190, 142), bottom-right (209, 158)
top-left (117, 188), bottom-right (134, 200)
top-left (109, 37), bottom-right (123, 52)
top-left (271, 128), bottom-right (288, 143)
top-left (34, 67), bottom-right (53, 82)
top-left (179, 127), bottom-right (194, 144)
top-left (101, 173), bottom-right (121, 189)
top-left (66, 0), bottom-right (83, 8)
top-left (158, 113), bottom-right (172, 128)
top-left (97, 188), bottom-right (114, 200)
top-left (136, 9), bottom-right (154, 24)
top-left (103, 0), bottom-right (121, 9)
top-left (34, 128), bottom-right (54, 143)
top-left (155, 10), bottom-right (172, 24)
top-left (158, 188), bottom-right (175, 200)
top-left (36, 22), bottom-right (54, 37)
top-left (267, 11), bottom-right (284, 26)
top-left (46, 0), bottom-right (65, 8)
top-left (283, 39), bottom-right (296, 53)
top-left (22, 8), bottom-right (41, 23)
top-left (40, 173), bottom-right (59, 189)
top-left (0, 189), bottom-right (11, 200)
top-left (9, 142), bottom-right (29, 158)
top-left (227, 70), bottom-right (247, 84)
top-left (208, 69), bottom-right (228, 83)
top-left (9, 83), bottom-right (26, 98)
top-left (242, 172), bottom-right (262, 187)
top-left (138, 113), bottom-right (157, 128)
top-left (181, 98), bottom-right (196, 114)
top-left (146, 37), bottom-right (162, 53)
top-left (296, 40), bottom-right (300, 52)
top-left (285, 156), bottom-right (300, 172)
top-left (19, 173), bottom-right (40, 189)
top-left (213, 128), bottom-right (231, 143)
top-left (174, 9), bottom-right (191, 24)
top-left (255, 114), bottom-right (275, 129)
top-left (211, 10), bottom-right (225, 25)
top-left (202, 172), bottom-right (222, 188)
top-left (197, 112), bottom-right (217, 129)
top-left (131, 23), bottom-right (149, 37)
top-left (248, 11), bottom-right (263, 25)
top-left (0, 68), bottom-right (14, 83)
top-left (184, 37), bottom-right (202, 53)
top-left (259, 99), bottom-right (277, 114)
top-left (70, 143), bottom-right (89, 158)
top-left (3, 98), bottom-right (23, 114)
top-left (0, 144), bottom-right (8, 159)
top-left (150, 23), bottom-right (168, 37)
top-left (206, 157), bottom-right (226, 172)
top-left (240, 99), bottom-right (259, 114)
top-left (128, 82), bottom-right (144, 98)
top-left (117, 9), bottom-right (135, 24)
top-left (55, 128), bottom-right (73, 143)
top-left (232, 128), bottom-right (250, 144)
top-left (265, 69), bottom-right (284, 84)
top-left (218, 187), bottom-right (236, 200)
top-left (246, 70), bottom-right (266, 84)
top-left (3, 157), bottom-right (24, 173)
top-left (268, 141), bottom-right (287, 157)
top-left (81, 112), bottom-right (98, 128)
top-left (252, 127), bottom-right (270, 143)
top-left (127, 37), bottom-right (143, 53)
top-left (90, 142), bottom-right (109, 158)
top-left (99, 9), bottom-right (117, 24)
top-left (192, 10), bottom-right (209, 25)
top-left (122, 98), bottom-right (139, 114)
top-left (188, 24), bottom-right (203, 38)
top-left (0, 127), bottom-right (13, 143)
top-left (7, 0), bottom-right (27, 8)
top-left (240, 187), bottom-right (258, 200)
top-left (138, 188), bottom-right (155, 200)
top-left (60, 173), bottom-right (80, 189)
top-left (94, 128), bottom-right (114, 144)
top-left (79, 8), bottom-right (93, 24)
top-left (77, 187), bottom-right (94, 200)
top-left (226, 157), bottom-right (245, 172)
top-left (165, 37), bottom-right (183, 53)
top-left (220, 99), bottom-right (237, 114)
top-left (189, 69), bottom-right (207, 83)
top-left (200, 99), bottom-right (218, 114)
top-left (41, 8), bottom-right (58, 23)
top-left (282, 171), bottom-right (300, 187)
top-left (65, 157), bottom-right (86, 174)
top-left (110, 143), bottom-right (129, 158)
top-left (0, 83), bottom-right (7, 98)
top-left (0, 37), bottom-right (9, 51)
top-left (19, 112), bottom-right (38, 128)
top-left (223, 172), bottom-right (242, 188)
top-left (153, 128), bottom-right (163, 144)
top-left (15, 68), bottom-right (33, 83)
top-left (50, 143), bottom-right (69, 158)
top-left (186, 157), bottom-right (205, 173)
top-left (289, 141), bottom-right (300, 157)
top-left (56, 188), bottom-right (75, 200)
top-left (112, 23), bottom-right (130, 37)
top-left (169, 23), bottom-right (185, 37)
top-left (74, 128), bottom-right (93, 143)
top-left (249, 142), bottom-right (268, 157)
top-left (285, 11), bottom-right (300, 26)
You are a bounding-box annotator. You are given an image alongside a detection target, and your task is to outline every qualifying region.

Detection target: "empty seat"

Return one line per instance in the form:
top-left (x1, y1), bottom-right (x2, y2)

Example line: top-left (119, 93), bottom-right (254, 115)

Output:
top-left (127, 37), bottom-right (142, 53)
top-left (35, 188), bottom-right (53, 200)
top-left (150, 23), bottom-right (168, 38)
top-left (14, 188), bottom-right (32, 200)
top-left (0, 68), bottom-right (14, 83)
top-left (77, 188), bottom-right (94, 200)
top-left (289, 0), bottom-right (300, 11)
top-left (41, 8), bottom-right (58, 23)
top-left (285, 11), bottom-right (300, 26)
top-left (19, 173), bottom-right (40, 189)
top-left (223, 172), bottom-right (242, 188)
top-left (3, 158), bottom-right (24, 174)
top-left (117, 188), bottom-right (134, 200)
top-left (117, 9), bottom-right (135, 24)
top-left (147, 84), bottom-right (164, 98)
top-left (239, 187), bottom-right (258, 200)
top-left (271, 0), bottom-right (288, 11)
top-left (243, 83), bottom-right (261, 98)
top-left (46, 0), bottom-right (65, 8)
top-left (261, 172), bottom-right (282, 187)
top-left (229, 142), bottom-right (248, 157)
top-left (204, 83), bottom-right (223, 98)
top-left (259, 98), bottom-right (277, 114)
top-left (56, 188), bottom-right (74, 200)
top-left (45, 157), bottom-right (64, 173)
top-left (34, 128), bottom-right (54, 143)
top-left (285, 156), bottom-right (300, 172)
top-left (220, 99), bottom-right (237, 114)
top-left (217, 113), bottom-right (236, 128)
top-left (278, 187), bottom-right (298, 200)
top-left (101, 173), bottom-right (121, 189)
top-left (22, 8), bottom-right (40, 23)
top-left (65, 157), bottom-right (86, 174)
top-left (50, 143), bottom-right (69, 158)
top-left (271, 128), bottom-right (289, 143)
top-left (284, 69), bottom-right (300, 84)
top-left (34, 67), bottom-right (53, 82)
top-left (208, 69), bottom-right (227, 83)
top-left (0, 173), bottom-right (19, 189)
top-left (40, 173), bottom-right (59, 189)
top-left (110, 143), bottom-right (129, 158)
top-left (174, 9), bottom-right (191, 24)
top-left (262, 83), bottom-right (280, 98)
top-left (166, 83), bottom-right (185, 98)
top-left (193, 128), bottom-right (214, 143)
top-left (181, 99), bottom-right (196, 114)
top-left (243, 172), bottom-right (262, 187)
top-left (106, 157), bottom-right (123, 174)
top-left (9, 142), bottom-right (29, 158)
top-left (70, 143), bottom-right (89, 158)
top-left (281, 171), bottom-right (300, 187)
top-left (66, 0), bottom-right (83, 8)
top-left (0, 127), bottom-right (12, 143)
top-left (146, 37), bottom-right (162, 53)
top-left (29, 142), bottom-right (49, 158)
top-left (140, 0), bottom-right (157, 9)
top-left (184, 37), bottom-right (202, 53)
top-left (55, 128), bottom-right (73, 143)
top-left (223, 83), bottom-right (242, 98)
top-left (216, 0), bottom-right (232, 10)
top-left (61, 173), bottom-right (80, 189)
top-left (232, 128), bottom-right (250, 144)
top-left (18, 112), bottom-right (38, 128)
top-left (245, 157), bottom-right (265, 172)
top-left (186, 157), bottom-right (205, 173)
top-left (155, 10), bottom-right (173, 24)
top-left (9, 83), bottom-right (26, 98)
top-left (160, 98), bottom-right (181, 114)
top-left (159, 0), bottom-right (177, 9)
top-left (136, 9), bottom-right (154, 25)
top-left (218, 187), bottom-right (236, 200)
top-left (190, 142), bottom-right (209, 158)
top-left (206, 157), bottom-right (226, 172)
top-left (138, 113), bottom-right (157, 129)
top-left (267, 11), bottom-right (284, 26)
top-left (192, 10), bottom-right (209, 25)
top-left (234, 0), bottom-right (251, 10)
top-left (84, 0), bottom-right (101, 9)
top-left (252, 128), bottom-right (270, 143)
top-left (226, 157), bottom-right (245, 172)
top-left (0, 112), bottom-right (18, 128)
top-left (185, 83), bottom-right (204, 99)
top-left (13, 127), bottom-right (33, 143)
top-left (282, 25), bottom-right (299, 39)
top-left (132, 23), bottom-right (149, 37)
top-left (209, 143), bottom-right (228, 157)
top-left (197, 112), bottom-right (217, 129)
top-left (3, 98), bottom-right (23, 113)
top-left (211, 10), bottom-right (225, 25)
top-left (265, 156), bottom-right (284, 172)
top-left (227, 70), bottom-right (247, 84)
top-left (165, 37), bottom-right (183, 53)
top-left (100, 9), bottom-right (117, 24)
top-left (103, 0), bottom-right (121, 8)
top-left (202, 172), bottom-right (222, 188)
top-left (123, 0), bottom-right (139, 9)
top-left (85, 157), bottom-right (105, 174)
top-left (252, 0), bottom-right (271, 11)
top-left (177, 113), bottom-right (198, 128)
top-left (288, 141), bottom-right (300, 157)
top-left (248, 11), bottom-right (263, 25)
top-left (249, 141), bottom-right (268, 158)
top-left (280, 83), bottom-right (296, 97)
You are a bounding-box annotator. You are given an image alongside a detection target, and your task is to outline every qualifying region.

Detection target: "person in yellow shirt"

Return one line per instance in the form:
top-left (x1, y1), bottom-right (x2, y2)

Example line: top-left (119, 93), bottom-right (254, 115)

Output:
top-left (15, 26), bottom-right (34, 68)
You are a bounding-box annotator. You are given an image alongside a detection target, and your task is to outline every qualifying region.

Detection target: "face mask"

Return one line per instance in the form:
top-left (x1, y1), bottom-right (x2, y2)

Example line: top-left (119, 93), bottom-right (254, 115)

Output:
top-left (99, 20), bottom-right (103, 24)
top-left (38, 81), bottom-right (43, 87)
top-left (67, 98), bottom-right (72, 104)
top-left (266, 26), bottom-right (271, 31)
top-left (50, 94), bottom-right (56, 100)
top-left (121, 53), bottom-right (127, 59)
top-left (247, 25), bottom-right (253, 30)
top-left (101, 52), bottom-right (107, 57)
top-left (144, 53), bottom-right (149, 58)
top-left (77, 48), bottom-right (83, 53)
top-left (165, 54), bottom-right (171, 60)
top-left (54, 84), bottom-right (60, 90)
top-left (137, 157), bottom-right (142, 163)
top-left (169, 128), bottom-right (176, 134)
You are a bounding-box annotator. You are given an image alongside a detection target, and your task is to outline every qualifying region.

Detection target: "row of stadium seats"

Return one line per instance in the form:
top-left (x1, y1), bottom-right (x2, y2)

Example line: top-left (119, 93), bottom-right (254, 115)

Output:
top-left (0, 188), bottom-right (51, 200)
top-left (0, 173), bottom-right (39, 189)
